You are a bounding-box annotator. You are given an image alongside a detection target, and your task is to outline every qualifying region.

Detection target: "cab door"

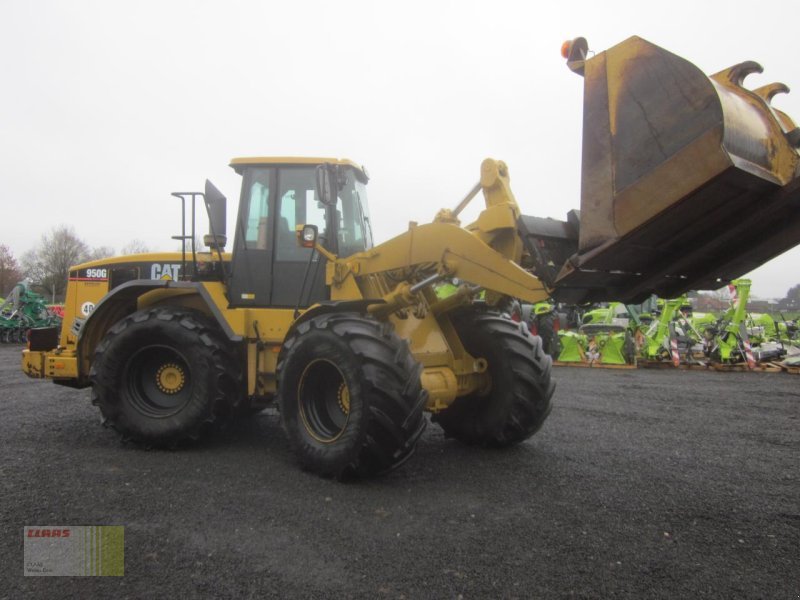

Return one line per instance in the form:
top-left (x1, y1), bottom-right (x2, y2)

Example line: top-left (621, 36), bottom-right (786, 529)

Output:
top-left (228, 167), bottom-right (275, 307)
top-left (270, 167), bottom-right (328, 307)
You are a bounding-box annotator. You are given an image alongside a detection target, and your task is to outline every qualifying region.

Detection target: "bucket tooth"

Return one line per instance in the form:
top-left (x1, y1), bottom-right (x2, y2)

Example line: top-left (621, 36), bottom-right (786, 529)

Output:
top-left (753, 82), bottom-right (790, 103)
top-left (752, 83), bottom-right (800, 140)
top-left (711, 60), bottom-right (763, 87)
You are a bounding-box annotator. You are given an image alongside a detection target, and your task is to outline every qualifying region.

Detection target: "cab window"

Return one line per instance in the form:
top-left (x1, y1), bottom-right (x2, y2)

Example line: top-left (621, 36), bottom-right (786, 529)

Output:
top-left (275, 168), bottom-right (327, 261)
top-left (336, 173), bottom-right (372, 257)
top-left (243, 169), bottom-right (271, 249)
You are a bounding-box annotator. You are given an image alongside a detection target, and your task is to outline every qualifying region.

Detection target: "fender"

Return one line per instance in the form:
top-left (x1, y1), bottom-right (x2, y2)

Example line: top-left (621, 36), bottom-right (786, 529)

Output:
top-left (275, 299), bottom-right (387, 380)
top-left (76, 279), bottom-right (243, 376)
top-left (285, 299), bottom-right (385, 338)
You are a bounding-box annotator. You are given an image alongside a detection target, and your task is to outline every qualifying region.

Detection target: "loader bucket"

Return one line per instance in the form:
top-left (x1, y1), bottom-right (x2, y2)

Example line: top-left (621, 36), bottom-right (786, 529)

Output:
top-left (521, 36), bottom-right (800, 304)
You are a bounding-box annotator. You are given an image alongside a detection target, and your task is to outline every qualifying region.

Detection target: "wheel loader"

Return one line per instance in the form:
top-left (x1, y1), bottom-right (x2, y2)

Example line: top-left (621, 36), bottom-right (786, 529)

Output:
top-left (21, 36), bottom-right (800, 478)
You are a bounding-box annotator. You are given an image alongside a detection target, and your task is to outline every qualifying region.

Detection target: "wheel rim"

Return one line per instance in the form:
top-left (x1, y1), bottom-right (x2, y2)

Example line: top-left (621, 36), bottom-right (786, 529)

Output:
top-left (123, 345), bottom-right (192, 418)
top-left (297, 359), bottom-right (350, 443)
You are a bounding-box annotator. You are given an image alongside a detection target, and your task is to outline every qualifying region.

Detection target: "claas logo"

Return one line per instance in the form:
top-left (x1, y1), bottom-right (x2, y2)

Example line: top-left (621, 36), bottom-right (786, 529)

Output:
top-left (27, 528), bottom-right (71, 538)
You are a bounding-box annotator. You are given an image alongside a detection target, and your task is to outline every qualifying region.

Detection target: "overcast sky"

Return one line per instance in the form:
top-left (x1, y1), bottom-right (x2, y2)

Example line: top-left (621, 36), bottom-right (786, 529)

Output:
top-left (2, 0), bottom-right (798, 298)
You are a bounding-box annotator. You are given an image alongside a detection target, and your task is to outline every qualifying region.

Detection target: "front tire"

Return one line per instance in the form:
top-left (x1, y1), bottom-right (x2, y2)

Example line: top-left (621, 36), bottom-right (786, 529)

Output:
top-left (278, 312), bottom-right (427, 479)
top-left (90, 307), bottom-right (240, 446)
top-left (433, 310), bottom-right (555, 446)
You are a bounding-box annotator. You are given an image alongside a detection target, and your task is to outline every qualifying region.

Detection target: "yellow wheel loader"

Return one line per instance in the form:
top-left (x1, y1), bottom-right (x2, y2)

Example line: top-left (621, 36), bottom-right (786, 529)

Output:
top-left (22, 36), bottom-right (800, 478)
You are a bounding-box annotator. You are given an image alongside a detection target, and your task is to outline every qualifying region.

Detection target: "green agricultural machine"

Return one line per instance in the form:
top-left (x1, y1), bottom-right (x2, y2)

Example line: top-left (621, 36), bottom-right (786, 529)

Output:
top-left (638, 296), bottom-right (704, 366)
top-left (556, 302), bottom-right (636, 366)
top-left (703, 279), bottom-right (787, 367)
top-left (745, 313), bottom-right (798, 363)
top-left (0, 282), bottom-right (62, 343)
top-left (747, 312), bottom-right (799, 346)
top-left (689, 312), bottom-right (718, 338)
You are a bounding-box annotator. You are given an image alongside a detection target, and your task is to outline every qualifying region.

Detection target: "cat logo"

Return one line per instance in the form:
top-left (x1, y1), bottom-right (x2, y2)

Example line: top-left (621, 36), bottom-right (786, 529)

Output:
top-left (150, 264), bottom-right (181, 281)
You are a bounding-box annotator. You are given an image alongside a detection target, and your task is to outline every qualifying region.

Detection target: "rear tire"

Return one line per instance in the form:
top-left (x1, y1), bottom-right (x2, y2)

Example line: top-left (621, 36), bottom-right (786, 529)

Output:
top-left (535, 313), bottom-right (561, 357)
top-left (90, 307), bottom-right (241, 446)
top-left (278, 312), bottom-right (427, 479)
top-left (433, 310), bottom-right (554, 446)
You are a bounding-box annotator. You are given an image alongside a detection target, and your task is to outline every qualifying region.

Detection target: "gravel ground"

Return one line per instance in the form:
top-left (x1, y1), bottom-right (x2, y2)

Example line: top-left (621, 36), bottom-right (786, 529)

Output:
top-left (1, 344), bottom-right (798, 599)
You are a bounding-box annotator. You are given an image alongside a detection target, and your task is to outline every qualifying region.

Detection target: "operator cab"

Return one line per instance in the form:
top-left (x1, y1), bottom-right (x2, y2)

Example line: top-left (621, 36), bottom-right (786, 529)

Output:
top-left (228, 157), bottom-right (372, 308)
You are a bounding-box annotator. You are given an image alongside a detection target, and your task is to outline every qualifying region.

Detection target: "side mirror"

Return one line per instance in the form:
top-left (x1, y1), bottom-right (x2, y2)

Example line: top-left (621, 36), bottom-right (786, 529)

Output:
top-left (315, 164), bottom-right (336, 206)
top-left (203, 180), bottom-right (227, 250)
top-left (298, 224), bottom-right (318, 248)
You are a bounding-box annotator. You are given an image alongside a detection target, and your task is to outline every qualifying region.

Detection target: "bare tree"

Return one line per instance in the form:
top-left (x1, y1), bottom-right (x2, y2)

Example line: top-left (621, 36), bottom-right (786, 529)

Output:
top-left (178, 235), bottom-right (204, 253)
top-left (86, 246), bottom-right (116, 261)
top-left (22, 226), bottom-right (90, 303)
top-left (0, 245), bottom-right (23, 297)
top-left (121, 239), bottom-right (151, 255)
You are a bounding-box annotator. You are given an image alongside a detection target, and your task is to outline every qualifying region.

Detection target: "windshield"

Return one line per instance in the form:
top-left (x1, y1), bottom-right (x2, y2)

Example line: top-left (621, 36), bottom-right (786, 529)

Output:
top-left (336, 169), bottom-right (372, 257)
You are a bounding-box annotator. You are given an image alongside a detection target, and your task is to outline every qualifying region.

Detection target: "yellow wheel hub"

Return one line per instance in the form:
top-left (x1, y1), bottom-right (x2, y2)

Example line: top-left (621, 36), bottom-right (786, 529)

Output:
top-left (156, 363), bottom-right (185, 394)
top-left (338, 383), bottom-right (350, 415)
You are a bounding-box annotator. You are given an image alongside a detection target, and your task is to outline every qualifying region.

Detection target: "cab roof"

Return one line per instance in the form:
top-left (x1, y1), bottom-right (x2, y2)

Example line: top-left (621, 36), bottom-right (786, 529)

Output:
top-left (229, 157), bottom-right (366, 177)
